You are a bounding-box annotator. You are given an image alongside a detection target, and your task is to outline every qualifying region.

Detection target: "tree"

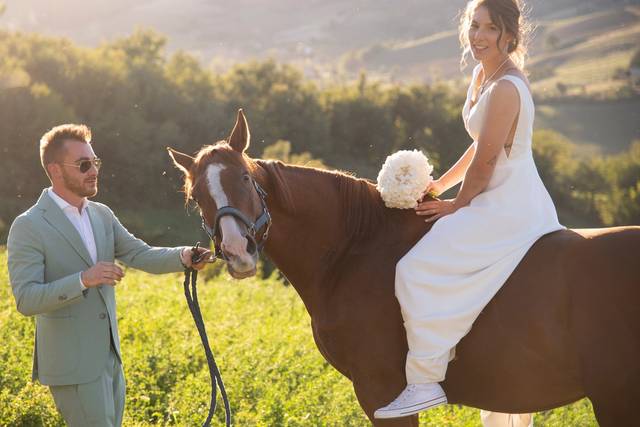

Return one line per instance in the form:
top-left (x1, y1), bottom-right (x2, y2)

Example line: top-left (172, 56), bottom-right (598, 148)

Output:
top-left (262, 140), bottom-right (327, 169)
top-left (631, 48), bottom-right (640, 69)
top-left (596, 141), bottom-right (640, 225)
top-left (218, 59), bottom-right (327, 159)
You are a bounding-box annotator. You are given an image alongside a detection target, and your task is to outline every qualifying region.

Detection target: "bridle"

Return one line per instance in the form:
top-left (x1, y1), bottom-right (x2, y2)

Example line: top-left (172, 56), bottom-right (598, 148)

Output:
top-left (199, 178), bottom-right (272, 261)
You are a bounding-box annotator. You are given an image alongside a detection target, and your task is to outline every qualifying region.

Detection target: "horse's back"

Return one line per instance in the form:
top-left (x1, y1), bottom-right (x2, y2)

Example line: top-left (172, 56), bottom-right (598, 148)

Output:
top-left (444, 226), bottom-right (640, 412)
top-left (559, 226), bottom-right (640, 335)
top-left (319, 224), bottom-right (639, 413)
top-left (443, 228), bottom-right (581, 411)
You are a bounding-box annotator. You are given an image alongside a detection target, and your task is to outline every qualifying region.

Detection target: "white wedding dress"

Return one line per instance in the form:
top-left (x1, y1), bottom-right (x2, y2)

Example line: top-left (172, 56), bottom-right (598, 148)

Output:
top-left (395, 65), bottom-right (566, 384)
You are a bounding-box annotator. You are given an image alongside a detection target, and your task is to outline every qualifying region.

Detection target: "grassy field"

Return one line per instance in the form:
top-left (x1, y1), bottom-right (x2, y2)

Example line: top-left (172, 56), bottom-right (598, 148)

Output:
top-left (0, 248), bottom-right (598, 426)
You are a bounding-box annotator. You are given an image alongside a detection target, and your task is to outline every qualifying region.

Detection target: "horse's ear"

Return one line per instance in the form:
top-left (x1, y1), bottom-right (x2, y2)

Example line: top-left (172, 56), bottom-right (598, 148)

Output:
top-left (228, 108), bottom-right (250, 153)
top-left (167, 147), bottom-right (194, 175)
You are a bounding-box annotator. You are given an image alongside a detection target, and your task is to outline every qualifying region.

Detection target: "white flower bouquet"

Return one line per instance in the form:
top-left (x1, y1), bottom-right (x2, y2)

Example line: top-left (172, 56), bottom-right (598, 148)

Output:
top-left (376, 150), bottom-right (434, 209)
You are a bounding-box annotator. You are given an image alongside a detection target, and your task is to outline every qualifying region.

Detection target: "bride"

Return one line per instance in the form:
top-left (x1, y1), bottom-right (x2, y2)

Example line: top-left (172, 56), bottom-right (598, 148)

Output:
top-left (375, 0), bottom-right (564, 419)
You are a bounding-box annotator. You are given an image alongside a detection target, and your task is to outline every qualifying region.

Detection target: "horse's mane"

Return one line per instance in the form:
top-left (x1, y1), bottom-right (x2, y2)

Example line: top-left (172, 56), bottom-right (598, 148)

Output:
top-left (336, 170), bottom-right (388, 248)
top-left (254, 159), bottom-right (388, 252)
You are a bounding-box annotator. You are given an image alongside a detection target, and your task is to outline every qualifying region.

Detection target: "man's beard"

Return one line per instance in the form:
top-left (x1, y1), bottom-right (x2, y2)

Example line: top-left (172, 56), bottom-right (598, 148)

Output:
top-left (62, 170), bottom-right (98, 198)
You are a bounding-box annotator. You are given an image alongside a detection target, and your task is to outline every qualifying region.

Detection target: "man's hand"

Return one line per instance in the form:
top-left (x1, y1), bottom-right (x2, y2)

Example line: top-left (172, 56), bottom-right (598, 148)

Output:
top-left (81, 262), bottom-right (125, 287)
top-left (181, 247), bottom-right (213, 271)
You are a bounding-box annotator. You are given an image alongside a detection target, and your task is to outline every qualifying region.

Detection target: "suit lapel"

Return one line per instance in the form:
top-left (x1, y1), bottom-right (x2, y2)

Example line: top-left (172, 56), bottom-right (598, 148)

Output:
top-left (38, 190), bottom-right (94, 268)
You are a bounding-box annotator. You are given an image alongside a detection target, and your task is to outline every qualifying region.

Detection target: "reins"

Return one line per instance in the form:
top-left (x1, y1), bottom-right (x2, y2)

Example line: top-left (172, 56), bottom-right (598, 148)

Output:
top-left (183, 177), bottom-right (272, 426)
top-left (183, 244), bottom-right (231, 427)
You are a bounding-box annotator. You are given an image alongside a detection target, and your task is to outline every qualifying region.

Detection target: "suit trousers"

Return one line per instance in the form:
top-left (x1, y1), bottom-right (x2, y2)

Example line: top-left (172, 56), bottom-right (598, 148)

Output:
top-left (49, 346), bottom-right (125, 427)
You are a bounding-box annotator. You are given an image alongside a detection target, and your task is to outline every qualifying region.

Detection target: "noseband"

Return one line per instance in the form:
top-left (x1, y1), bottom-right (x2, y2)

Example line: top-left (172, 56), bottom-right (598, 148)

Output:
top-left (200, 178), bottom-right (271, 261)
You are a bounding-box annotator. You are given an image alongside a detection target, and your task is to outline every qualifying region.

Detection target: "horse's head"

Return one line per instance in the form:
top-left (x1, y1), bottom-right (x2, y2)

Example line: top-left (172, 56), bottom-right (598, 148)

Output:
top-left (168, 109), bottom-right (270, 279)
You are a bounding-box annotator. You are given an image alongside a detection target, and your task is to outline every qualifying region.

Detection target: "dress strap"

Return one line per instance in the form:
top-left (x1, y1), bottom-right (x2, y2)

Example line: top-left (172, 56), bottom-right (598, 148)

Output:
top-left (498, 75), bottom-right (533, 106)
top-left (495, 75), bottom-right (534, 150)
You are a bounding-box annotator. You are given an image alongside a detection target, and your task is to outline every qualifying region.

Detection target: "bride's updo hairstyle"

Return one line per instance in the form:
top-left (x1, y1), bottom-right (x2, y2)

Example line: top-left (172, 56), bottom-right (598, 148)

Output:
top-left (458, 0), bottom-right (533, 70)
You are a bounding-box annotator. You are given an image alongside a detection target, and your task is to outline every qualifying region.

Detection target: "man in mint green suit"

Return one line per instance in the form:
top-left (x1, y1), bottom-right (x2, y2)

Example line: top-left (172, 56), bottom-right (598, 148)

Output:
top-left (7, 124), bottom-right (209, 426)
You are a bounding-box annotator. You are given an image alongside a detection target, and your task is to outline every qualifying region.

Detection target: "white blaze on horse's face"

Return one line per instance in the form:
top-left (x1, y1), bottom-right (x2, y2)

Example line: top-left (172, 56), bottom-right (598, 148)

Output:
top-left (206, 163), bottom-right (256, 274)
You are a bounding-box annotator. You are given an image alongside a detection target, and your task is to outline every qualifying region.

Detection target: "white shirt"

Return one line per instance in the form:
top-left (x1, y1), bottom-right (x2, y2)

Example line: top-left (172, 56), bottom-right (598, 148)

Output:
top-left (48, 188), bottom-right (97, 288)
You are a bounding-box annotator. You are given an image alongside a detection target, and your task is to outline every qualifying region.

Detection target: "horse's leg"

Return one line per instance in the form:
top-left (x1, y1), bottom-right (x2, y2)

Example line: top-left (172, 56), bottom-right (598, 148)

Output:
top-left (588, 387), bottom-right (638, 427)
top-left (572, 278), bottom-right (640, 426)
top-left (351, 373), bottom-right (419, 427)
top-left (584, 364), bottom-right (639, 427)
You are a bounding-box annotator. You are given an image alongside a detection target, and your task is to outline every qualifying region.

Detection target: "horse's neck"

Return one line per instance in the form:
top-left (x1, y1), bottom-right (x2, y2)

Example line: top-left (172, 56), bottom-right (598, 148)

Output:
top-left (254, 160), bottom-right (430, 314)
top-left (253, 162), bottom-right (348, 311)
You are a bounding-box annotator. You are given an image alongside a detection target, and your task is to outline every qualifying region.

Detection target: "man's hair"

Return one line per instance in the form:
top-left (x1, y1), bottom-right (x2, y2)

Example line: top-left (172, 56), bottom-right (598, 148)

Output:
top-left (40, 124), bottom-right (92, 178)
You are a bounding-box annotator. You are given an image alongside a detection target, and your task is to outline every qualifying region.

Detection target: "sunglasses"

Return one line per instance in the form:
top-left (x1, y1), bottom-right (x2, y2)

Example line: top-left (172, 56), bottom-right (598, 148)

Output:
top-left (61, 158), bottom-right (102, 173)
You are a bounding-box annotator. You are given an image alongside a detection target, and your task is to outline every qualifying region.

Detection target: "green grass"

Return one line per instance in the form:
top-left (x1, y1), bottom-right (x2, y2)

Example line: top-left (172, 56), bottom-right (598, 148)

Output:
top-left (115, 208), bottom-right (204, 248)
top-left (0, 248), bottom-right (598, 426)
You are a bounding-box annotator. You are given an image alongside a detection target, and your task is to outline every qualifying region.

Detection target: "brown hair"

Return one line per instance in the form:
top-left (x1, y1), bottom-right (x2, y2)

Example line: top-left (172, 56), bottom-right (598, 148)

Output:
top-left (458, 0), bottom-right (533, 70)
top-left (39, 124), bottom-right (92, 177)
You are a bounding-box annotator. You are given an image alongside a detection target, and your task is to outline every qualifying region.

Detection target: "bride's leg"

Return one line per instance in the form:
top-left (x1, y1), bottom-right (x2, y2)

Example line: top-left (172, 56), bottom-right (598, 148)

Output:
top-left (480, 410), bottom-right (534, 427)
top-left (395, 252), bottom-right (457, 384)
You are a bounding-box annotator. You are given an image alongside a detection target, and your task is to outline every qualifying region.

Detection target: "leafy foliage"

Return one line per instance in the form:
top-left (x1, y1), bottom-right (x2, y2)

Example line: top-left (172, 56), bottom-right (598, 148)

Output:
top-left (0, 28), bottom-right (637, 243)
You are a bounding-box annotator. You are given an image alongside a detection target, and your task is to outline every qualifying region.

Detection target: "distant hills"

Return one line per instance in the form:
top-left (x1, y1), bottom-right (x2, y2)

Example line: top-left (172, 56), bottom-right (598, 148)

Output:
top-left (2, 0), bottom-right (638, 152)
top-left (3, 1), bottom-right (637, 86)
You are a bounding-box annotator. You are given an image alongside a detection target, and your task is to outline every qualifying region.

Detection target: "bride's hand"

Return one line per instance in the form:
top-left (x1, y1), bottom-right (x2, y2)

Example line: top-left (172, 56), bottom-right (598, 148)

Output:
top-left (422, 179), bottom-right (445, 199)
top-left (415, 198), bottom-right (458, 223)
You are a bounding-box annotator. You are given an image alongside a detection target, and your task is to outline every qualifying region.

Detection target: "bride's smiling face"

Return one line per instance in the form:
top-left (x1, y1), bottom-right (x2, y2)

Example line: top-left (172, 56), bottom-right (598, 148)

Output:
top-left (468, 5), bottom-right (511, 61)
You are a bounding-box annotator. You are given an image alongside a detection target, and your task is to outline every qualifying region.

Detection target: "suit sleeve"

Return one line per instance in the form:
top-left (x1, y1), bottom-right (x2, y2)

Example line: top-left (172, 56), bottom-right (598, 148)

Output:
top-left (7, 215), bottom-right (85, 316)
top-left (107, 207), bottom-right (186, 273)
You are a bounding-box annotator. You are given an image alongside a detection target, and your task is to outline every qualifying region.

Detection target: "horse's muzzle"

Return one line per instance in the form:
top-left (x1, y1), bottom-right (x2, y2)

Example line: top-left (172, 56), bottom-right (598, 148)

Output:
top-left (223, 237), bottom-right (259, 279)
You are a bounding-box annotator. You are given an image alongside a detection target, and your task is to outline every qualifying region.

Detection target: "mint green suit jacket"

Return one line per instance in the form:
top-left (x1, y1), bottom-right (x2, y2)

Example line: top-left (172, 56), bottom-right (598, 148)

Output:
top-left (7, 189), bottom-right (185, 386)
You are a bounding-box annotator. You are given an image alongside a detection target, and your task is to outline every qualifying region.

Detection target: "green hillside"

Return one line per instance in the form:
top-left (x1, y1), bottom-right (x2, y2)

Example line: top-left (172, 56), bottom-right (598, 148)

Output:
top-left (342, 4), bottom-right (640, 155)
top-left (3, 0), bottom-right (637, 156)
top-left (0, 248), bottom-right (600, 426)
top-left (530, 6), bottom-right (640, 98)
top-left (347, 5), bottom-right (640, 94)
top-left (536, 98), bottom-right (640, 154)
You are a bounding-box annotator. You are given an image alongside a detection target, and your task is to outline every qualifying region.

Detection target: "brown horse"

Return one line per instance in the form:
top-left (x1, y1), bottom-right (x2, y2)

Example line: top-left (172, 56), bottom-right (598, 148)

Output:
top-left (168, 110), bottom-right (640, 426)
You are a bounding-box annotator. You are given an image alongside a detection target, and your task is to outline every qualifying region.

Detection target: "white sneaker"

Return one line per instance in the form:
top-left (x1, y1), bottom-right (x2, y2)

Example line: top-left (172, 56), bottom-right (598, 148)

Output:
top-left (374, 383), bottom-right (447, 419)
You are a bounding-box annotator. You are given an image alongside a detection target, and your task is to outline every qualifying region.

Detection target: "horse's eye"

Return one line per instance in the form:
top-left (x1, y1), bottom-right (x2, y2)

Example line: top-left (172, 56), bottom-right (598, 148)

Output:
top-left (243, 174), bottom-right (251, 183)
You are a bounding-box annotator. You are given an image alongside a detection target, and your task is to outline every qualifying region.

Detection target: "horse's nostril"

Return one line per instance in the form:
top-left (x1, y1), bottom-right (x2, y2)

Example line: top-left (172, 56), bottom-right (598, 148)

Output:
top-left (245, 234), bottom-right (257, 255)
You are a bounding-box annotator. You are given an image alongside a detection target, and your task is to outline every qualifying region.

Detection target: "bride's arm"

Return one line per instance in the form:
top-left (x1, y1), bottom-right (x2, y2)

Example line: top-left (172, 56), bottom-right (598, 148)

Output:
top-left (436, 143), bottom-right (476, 193)
top-left (453, 80), bottom-right (519, 208)
top-left (432, 65), bottom-right (483, 194)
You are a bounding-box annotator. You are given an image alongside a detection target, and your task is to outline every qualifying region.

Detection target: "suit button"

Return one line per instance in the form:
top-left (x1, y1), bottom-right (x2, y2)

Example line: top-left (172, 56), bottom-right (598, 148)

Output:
top-left (99, 313), bottom-right (107, 320)
top-left (58, 294), bottom-right (67, 301)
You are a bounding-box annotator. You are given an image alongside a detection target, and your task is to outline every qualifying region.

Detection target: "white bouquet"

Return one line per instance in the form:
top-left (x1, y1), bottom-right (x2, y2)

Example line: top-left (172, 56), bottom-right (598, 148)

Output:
top-left (376, 150), bottom-right (434, 209)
